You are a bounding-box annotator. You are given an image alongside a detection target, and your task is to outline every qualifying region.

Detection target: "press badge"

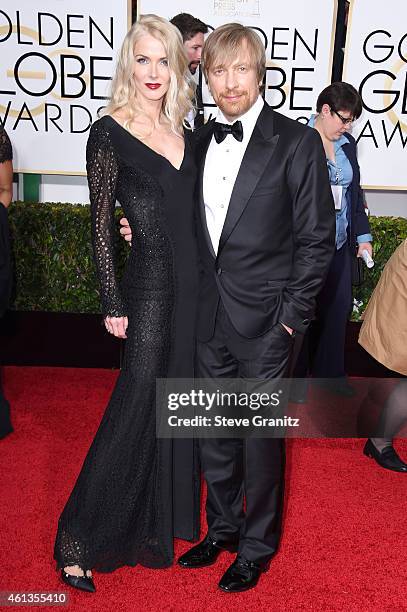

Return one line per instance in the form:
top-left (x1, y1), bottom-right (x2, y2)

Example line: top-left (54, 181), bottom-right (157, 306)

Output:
top-left (331, 185), bottom-right (343, 210)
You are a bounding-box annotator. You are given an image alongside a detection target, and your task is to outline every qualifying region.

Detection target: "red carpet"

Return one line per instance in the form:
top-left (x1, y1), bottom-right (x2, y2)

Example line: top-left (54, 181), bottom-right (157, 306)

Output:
top-left (1, 366), bottom-right (406, 611)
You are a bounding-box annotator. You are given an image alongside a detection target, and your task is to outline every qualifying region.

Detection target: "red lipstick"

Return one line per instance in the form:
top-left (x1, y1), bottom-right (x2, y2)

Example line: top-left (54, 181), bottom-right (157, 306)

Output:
top-left (146, 83), bottom-right (161, 89)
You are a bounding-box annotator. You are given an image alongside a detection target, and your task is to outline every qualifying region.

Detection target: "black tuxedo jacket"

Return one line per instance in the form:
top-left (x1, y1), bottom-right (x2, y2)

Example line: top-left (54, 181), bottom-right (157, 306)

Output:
top-left (193, 102), bottom-right (336, 341)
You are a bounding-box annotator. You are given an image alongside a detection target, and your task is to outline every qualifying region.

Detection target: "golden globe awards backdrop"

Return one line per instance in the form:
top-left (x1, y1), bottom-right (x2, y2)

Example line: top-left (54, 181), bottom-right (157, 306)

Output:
top-left (139, 0), bottom-right (338, 122)
top-left (0, 1), bottom-right (131, 175)
top-left (344, 0), bottom-right (407, 190)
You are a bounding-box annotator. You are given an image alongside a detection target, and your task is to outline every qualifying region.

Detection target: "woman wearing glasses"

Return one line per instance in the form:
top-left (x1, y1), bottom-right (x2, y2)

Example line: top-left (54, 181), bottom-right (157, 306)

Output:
top-left (293, 82), bottom-right (372, 397)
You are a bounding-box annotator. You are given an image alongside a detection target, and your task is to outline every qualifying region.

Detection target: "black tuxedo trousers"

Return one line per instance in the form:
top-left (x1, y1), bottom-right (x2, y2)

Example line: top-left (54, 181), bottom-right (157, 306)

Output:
top-left (197, 302), bottom-right (295, 564)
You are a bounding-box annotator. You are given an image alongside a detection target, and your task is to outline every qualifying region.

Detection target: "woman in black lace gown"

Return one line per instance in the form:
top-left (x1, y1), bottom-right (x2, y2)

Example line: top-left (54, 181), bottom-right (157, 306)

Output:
top-left (54, 15), bottom-right (200, 592)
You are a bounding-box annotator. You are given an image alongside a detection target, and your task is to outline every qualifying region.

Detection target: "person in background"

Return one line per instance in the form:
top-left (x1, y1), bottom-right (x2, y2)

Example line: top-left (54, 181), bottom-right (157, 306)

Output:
top-left (0, 123), bottom-right (13, 439)
top-left (170, 13), bottom-right (208, 129)
top-left (293, 82), bottom-right (372, 398)
top-left (358, 239), bottom-right (407, 472)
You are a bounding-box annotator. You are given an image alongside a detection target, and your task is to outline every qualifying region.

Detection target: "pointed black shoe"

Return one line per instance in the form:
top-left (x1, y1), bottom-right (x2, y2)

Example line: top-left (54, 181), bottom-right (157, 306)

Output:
top-left (178, 534), bottom-right (238, 568)
top-left (61, 569), bottom-right (96, 593)
top-left (218, 556), bottom-right (267, 593)
top-left (364, 439), bottom-right (407, 473)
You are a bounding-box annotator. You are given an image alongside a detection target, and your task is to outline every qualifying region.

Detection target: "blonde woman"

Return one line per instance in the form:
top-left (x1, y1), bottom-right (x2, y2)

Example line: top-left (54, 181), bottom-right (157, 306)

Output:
top-left (53, 15), bottom-right (200, 592)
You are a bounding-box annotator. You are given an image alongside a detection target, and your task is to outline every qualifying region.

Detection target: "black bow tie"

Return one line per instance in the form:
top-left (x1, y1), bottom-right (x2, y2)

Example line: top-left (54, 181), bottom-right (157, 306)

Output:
top-left (213, 120), bottom-right (243, 144)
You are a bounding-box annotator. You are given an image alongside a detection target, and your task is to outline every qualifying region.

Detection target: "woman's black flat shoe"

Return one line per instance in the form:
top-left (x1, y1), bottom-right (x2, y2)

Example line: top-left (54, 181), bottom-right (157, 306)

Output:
top-left (61, 569), bottom-right (96, 593)
top-left (364, 439), bottom-right (407, 473)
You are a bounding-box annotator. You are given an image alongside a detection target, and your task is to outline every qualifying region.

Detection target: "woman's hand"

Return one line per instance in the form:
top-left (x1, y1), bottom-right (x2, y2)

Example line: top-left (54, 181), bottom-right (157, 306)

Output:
top-left (357, 242), bottom-right (372, 258)
top-left (120, 217), bottom-right (132, 244)
top-left (104, 316), bottom-right (128, 339)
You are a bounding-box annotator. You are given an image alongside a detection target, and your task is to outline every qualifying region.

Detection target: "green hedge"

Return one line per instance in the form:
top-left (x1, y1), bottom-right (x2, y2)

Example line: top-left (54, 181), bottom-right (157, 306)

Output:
top-left (352, 216), bottom-right (407, 319)
top-left (7, 202), bottom-right (407, 318)
top-left (8, 202), bottom-right (127, 313)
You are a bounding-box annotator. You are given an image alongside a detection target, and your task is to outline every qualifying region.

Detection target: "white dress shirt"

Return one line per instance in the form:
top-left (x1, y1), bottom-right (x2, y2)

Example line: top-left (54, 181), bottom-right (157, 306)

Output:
top-left (203, 95), bottom-right (264, 254)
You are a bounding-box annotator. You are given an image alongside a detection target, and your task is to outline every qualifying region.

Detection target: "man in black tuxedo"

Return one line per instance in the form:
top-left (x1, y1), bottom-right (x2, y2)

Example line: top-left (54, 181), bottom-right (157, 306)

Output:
top-left (176, 23), bottom-right (336, 592)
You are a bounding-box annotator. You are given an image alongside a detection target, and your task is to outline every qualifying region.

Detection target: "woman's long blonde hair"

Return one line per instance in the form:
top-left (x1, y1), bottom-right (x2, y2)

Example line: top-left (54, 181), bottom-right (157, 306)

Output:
top-left (103, 14), bottom-right (194, 135)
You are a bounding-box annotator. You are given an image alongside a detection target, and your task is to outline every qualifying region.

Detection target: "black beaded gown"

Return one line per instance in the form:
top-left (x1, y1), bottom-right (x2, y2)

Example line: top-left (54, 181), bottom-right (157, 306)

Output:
top-left (54, 115), bottom-right (200, 572)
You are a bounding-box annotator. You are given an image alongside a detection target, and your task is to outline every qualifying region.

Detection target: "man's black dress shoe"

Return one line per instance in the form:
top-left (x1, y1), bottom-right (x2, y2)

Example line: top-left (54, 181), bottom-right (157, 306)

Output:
top-left (178, 534), bottom-right (238, 568)
top-left (218, 556), bottom-right (267, 593)
top-left (363, 439), bottom-right (407, 473)
top-left (61, 569), bottom-right (96, 593)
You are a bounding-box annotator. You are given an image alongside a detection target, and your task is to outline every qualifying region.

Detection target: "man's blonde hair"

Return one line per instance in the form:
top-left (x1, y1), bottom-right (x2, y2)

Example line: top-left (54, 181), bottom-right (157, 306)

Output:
top-left (202, 23), bottom-right (266, 84)
top-left (103, 14), bottom-right (194, 135)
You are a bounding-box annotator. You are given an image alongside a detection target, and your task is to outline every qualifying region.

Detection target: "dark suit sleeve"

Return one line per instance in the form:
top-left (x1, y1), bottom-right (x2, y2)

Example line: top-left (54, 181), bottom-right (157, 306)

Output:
top-left (280, 127), bottom-right (336, 333)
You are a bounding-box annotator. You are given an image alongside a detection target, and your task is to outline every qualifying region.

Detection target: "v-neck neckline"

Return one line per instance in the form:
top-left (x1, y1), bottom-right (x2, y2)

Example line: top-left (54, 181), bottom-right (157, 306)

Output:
top-left (105, 115), bottom-right (186, 172)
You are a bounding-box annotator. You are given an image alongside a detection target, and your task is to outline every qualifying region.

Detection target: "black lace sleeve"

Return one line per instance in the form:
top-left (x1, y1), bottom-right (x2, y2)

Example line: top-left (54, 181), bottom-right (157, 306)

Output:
top-left (87, 119), bottom-right (126, 318)
top-left (0, 125), bottom-right (12, 163)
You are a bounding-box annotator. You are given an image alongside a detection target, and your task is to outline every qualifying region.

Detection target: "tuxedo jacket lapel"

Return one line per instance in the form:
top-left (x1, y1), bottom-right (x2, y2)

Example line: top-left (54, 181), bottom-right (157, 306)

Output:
top-left (218, 106), bottom-right (279, 254)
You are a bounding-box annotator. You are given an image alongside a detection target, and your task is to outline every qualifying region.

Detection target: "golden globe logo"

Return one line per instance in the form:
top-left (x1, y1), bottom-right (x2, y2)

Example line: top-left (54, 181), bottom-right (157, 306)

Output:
top-left (354, 30), bottom-right (407, 147)
top-left (0, 10), bottom-right (114, 133)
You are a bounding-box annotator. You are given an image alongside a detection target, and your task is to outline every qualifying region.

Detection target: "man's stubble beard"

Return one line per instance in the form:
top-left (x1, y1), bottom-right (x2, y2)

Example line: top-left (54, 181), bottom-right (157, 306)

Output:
top-left (217, 91), bottom-right (251, 119)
